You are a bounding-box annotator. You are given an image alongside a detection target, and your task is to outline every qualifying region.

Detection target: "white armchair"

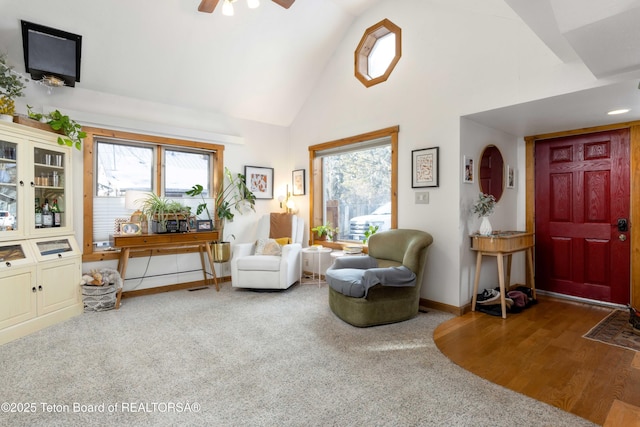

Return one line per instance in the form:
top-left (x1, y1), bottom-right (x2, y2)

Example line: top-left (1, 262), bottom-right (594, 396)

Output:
top-left (231, 213), bottom-right (304, 290)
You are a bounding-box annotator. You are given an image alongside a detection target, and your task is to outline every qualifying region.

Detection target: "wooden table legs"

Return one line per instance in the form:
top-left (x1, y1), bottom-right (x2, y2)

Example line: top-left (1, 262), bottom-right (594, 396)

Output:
top-left (471, 248), bottom-right (535, 319)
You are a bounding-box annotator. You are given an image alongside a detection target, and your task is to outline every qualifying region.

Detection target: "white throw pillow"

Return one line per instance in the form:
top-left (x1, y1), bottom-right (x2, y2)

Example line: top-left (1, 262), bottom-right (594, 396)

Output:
top-left (255, 238), bottom-right (282, 256)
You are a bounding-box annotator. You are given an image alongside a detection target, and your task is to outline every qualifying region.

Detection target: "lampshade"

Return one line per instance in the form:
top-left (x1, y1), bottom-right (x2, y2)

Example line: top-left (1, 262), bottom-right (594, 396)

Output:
top-left (222, 0), bottom-right (235, 16)
top-left (247, 0), bottom-right (260, 8)
top-left (125, 190), bottom-right (146, 211)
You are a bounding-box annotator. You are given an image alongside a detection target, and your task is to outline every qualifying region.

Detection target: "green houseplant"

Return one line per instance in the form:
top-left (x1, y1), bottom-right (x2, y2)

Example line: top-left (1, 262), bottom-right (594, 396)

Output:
top-left (27, 106), bottom-right (85, 150)
top-left (139, 192), bottom-right (190, 233)
top-left (311, 223), bottom-right (335, 242)
top-left (185, 167), bottom-right (256, 260)
top-left (0, 54), bottom-right (27, 120)
top-left (362, 224), bottom-right (379, 244)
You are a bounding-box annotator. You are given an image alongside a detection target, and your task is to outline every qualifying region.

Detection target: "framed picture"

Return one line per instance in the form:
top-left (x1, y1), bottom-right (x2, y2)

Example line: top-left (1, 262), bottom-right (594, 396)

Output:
top-left (412, 147), bottom-right (439, 188)
top-left (120, 222), bottom-right (142, 235)
top-left (506, 165), bottom-right (515, 188)
top-left (292, 169), bottom-right (305, 196)
top-left (245, 165), bottom-right (274, 199)
top-left (463, 156), bottom-right (474, 184)
top-left (114, 217), bottom-right (130, 234)
top-left (196, 220), bottom-right (213, 231)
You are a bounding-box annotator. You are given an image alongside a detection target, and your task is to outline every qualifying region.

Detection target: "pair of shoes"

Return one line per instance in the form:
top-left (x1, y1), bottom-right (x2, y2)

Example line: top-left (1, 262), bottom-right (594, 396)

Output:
top-left (477, 288), bottom-right (500, 304)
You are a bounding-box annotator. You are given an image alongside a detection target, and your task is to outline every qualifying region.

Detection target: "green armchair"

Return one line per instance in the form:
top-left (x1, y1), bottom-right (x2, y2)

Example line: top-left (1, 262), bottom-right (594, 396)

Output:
top-left (327, 229), bottom-right (433, 327)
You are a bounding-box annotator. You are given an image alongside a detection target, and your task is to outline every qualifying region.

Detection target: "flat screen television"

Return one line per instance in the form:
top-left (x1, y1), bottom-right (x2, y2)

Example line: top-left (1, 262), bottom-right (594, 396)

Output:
top-left (21, 20), bottom-right (82, 87)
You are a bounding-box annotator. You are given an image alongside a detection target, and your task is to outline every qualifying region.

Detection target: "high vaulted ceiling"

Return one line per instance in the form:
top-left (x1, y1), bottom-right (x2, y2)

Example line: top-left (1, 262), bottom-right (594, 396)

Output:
top-left (2, 0), bottom-right (640, 132)
top-left (0, 0), bottom-right (381, 127)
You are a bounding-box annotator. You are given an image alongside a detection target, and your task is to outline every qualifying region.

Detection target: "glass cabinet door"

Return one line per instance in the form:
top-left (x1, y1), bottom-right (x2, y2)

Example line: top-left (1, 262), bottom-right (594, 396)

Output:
top-left (33, 145), bottom-right (66, 231)
top-left (0, 139), bottom-right (18, 234)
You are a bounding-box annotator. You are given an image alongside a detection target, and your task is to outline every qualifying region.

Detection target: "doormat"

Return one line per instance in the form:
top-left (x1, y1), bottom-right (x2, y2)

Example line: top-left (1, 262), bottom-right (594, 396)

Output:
top-left (583, 310), bottom-right (640, 352)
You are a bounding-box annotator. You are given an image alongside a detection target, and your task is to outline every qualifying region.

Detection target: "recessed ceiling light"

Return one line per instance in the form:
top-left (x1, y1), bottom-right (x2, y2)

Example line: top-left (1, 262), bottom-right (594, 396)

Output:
top-left (608, 109), bottom-right (630, 115)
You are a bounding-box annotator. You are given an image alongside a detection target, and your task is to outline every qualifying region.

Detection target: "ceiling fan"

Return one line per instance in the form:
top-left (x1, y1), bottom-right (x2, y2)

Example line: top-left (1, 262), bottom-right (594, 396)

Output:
top-left (198, 0), bottom-right (295, 14)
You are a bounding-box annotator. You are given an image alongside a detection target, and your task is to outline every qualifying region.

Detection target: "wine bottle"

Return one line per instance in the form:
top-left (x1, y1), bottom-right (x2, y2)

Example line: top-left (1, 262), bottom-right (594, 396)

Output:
top-left (42, 198), bottom-right (53, 228)
top-left (35, 197), bottom-right (42, 228)
top-left (51, 198), bottom-right (61, 227)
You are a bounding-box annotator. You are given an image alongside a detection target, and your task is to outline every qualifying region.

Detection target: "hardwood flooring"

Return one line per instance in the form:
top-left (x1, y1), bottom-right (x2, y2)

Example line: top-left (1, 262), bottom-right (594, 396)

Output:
top-left (433, 296), bottom-right (640, 426)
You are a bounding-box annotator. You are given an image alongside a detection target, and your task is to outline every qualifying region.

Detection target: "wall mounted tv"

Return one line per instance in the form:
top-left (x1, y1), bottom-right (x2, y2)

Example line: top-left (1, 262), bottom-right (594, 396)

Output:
top-left (21, 20), bottom-right (82, 87)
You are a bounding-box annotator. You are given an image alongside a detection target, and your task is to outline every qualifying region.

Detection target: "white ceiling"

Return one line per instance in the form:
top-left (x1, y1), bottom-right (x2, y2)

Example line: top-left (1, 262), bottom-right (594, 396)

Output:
top-left (2, 0), bottom-right (640, 135)
top-left (0, 0), bottom-right (381, 127)
top-left (470, 0), bottom-right (640, 136)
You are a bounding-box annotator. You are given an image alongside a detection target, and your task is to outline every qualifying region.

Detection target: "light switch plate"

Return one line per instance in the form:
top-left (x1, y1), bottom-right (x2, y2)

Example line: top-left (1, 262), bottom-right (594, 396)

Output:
top-left (415, 191), bottom-right (429, 204)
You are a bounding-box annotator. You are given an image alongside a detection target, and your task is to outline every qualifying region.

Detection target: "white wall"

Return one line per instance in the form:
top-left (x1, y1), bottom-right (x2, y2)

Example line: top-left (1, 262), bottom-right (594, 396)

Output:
top-left (15, 85), bottom-right (291, 290)
top-left (289, 0), bottom-right (599, 307)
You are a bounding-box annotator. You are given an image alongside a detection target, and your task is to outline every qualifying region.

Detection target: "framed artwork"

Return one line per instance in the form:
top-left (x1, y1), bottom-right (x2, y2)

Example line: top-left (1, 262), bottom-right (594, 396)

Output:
top-left (506, 165), bottom-right (515, 188)
top-left (463, 156), bottom-right (474, 184)
top-left (412, 147), bottom-right (439, 188)
top-left (120, 222), bottom-right (142, 235)
top-left (292, 169), bottom-right (305, 196)
top-left (245, 166), bottom-right (274, 199)
top-left (196, 220), bottom-right (213, 231)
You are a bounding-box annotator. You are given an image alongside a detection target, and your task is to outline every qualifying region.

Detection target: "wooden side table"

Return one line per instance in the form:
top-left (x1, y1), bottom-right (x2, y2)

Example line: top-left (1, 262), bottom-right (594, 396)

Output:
top-left (112, 231), bottom-right (219, 308)
top-left (470, 231), bottom-right (535, 319)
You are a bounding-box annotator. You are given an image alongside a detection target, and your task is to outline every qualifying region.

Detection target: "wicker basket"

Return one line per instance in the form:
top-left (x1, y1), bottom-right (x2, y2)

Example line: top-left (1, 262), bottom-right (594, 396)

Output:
top-left (82, 268), bottom-right (122, 312)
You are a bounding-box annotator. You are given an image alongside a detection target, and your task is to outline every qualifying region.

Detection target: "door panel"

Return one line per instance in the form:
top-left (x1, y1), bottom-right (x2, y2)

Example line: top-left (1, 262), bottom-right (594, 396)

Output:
top-left (535, 129), bottom-right (630, 304)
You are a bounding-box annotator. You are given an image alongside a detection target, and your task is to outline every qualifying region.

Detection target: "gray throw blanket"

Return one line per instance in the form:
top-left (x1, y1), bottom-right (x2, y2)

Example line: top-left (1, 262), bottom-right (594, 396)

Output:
top-left (325, 256), bottom-right (416, 298)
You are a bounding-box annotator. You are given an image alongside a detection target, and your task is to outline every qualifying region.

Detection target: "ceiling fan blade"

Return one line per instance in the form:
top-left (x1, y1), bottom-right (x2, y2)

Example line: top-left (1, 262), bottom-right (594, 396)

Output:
top-left (271, 0), bottom-right (295, 9)
top-left (198, 0), bottom-right (220, 13)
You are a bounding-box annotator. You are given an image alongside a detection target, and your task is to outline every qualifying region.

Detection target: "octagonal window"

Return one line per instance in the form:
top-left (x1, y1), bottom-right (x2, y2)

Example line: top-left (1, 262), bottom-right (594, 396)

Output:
top-left (355, 19), bottom-right (402, 88)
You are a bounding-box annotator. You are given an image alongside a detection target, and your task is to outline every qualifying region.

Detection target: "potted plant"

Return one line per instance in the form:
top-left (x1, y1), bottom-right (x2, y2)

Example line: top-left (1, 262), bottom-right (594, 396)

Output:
top-left (140, 193), bottom-right (190, 233)
top-left (27, 106), bottom-right (86, 150)
top-left (0, 54), bottom-right (27, 122)
top-left (362, 224), bottom-right (379, 244)
top-left (472, 192), bottom-right (496, 236)
top-left (185, 167), bottom-right (256, 261)
top-left (311, 223), bottom-right (334, 242)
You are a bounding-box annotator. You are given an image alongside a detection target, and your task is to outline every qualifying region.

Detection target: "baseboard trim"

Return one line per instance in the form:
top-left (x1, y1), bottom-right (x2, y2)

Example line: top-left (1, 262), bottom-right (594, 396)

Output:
top-left (419, 298), bottom-right (465, 316)
top-left (122, 276), bottom-right (231, 299)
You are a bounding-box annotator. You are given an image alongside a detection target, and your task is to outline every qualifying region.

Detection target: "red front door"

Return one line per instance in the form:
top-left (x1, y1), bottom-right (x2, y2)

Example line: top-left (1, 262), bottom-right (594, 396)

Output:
top-left (535, 129), bottom-right (630, 304)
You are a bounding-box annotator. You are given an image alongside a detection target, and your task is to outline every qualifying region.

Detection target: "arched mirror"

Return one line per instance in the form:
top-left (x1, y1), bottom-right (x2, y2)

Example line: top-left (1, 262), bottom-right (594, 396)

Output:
top-left (479, 145), bottom-right (504, 202)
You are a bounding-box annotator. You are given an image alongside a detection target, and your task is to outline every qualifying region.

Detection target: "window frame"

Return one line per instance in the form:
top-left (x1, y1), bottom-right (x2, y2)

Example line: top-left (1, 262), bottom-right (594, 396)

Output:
top-left (355, 18), bottom-right (402, 88)
top-left (308, 126), bottom-right (398, 247)
top-left (82, 127), bottom-right (224, 262)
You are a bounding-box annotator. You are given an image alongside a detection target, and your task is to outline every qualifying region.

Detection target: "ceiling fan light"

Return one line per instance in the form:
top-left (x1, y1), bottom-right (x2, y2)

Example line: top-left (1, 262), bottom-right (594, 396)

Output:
top-left (247, 0), bottom-right (260, 9)
top-left (222, 0), bottom-right (234, 16)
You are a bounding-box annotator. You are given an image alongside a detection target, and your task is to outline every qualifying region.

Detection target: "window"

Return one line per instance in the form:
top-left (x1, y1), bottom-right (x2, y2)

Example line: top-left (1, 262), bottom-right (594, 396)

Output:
top-left (309, 126), bottom-right (398, 244)
top-left (355, 19), bottom-right (402, 88)
top-left (83, 128), bottom-right (223, 261)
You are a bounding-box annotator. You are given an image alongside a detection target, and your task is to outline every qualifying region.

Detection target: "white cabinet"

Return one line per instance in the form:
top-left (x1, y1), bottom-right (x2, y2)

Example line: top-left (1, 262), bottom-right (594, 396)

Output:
top-left (0, 237), bottom-right (82, 345)
top-left (0, 119), bottom-right (81, 346)
top-left (0, 120), bottom-right (73, 242)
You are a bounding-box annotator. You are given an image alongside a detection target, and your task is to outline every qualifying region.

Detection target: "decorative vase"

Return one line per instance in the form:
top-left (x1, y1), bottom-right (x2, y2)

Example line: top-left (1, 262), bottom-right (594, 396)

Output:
top-left (479, 216), bottom-right (492, 236)
top-left (0, 114), bottom-right (13, 123)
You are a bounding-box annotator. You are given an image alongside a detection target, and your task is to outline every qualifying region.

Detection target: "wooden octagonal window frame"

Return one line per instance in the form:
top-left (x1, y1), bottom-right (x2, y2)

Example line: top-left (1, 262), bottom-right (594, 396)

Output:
top-left (355, 18), bottom-right (402, 88)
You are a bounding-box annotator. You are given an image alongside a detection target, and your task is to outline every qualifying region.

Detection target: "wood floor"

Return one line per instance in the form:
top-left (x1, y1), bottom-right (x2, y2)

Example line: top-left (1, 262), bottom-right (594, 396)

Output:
top-left (434, 296), bottom-right (640, 426)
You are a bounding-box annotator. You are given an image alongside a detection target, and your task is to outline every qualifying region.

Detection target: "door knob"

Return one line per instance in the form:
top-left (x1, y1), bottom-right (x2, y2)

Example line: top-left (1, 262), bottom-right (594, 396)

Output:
top-left (620, 234), bottom-right (627, 242)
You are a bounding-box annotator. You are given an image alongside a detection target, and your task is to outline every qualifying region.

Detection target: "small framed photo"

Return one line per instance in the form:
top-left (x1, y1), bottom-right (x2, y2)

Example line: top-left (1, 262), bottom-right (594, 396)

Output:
top-left (292, 169), bottom-right (305, 196)
top-left (196, 220), bottom-right (213, 231)
top-left (114, 217), bottom-right (130, 234)
top-left (506, 165), bottom-right (515, 188)
top-left (188, 216), bottom-right (197, 231)
top-left (463, 156), bottom-right (474, 184)
top-left (121, 222), bottom-right (142, 235)
top-left (245, 165), bottom-right (274, 199)
top-left (412, 147), bottom-right (439, 188)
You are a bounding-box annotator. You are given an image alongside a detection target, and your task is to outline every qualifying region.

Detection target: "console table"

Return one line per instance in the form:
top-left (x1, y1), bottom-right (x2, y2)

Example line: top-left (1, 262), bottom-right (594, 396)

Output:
top-left (112, 231), bottom-right (219, 308)
top-left (470, 231), bottom-right (535, 319)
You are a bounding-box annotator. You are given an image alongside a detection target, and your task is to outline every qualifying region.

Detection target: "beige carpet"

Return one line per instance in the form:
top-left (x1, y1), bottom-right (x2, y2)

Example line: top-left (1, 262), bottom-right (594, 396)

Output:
top-left (584, 309), bottom-right (640, 352)
top-left (0, 281), bottom-right (595, 426)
